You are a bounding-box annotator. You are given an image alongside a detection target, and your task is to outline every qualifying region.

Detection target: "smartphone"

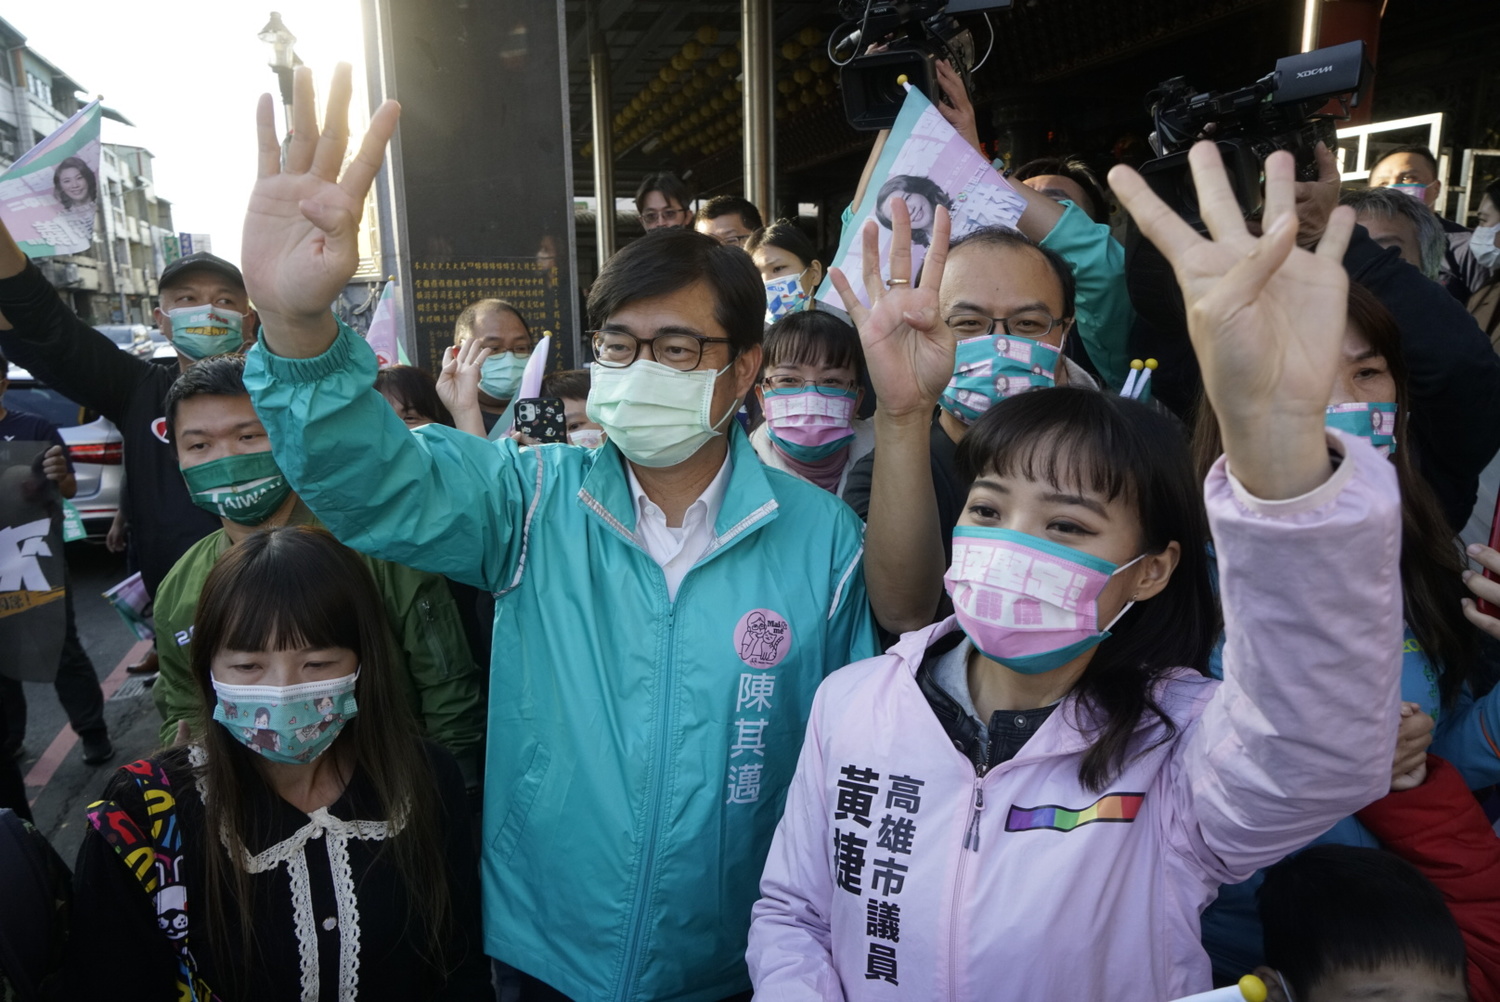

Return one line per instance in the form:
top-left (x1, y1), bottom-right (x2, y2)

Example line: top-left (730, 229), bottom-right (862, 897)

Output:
top-left (1482, 490), bottom-right (1500, 618)
top-left (514, 396), bottom-right (567, 444)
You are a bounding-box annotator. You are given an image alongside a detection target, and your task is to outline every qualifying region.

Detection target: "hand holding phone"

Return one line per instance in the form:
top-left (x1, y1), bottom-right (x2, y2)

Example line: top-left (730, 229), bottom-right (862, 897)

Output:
top-left (514, 396), bottom-right (567, 445)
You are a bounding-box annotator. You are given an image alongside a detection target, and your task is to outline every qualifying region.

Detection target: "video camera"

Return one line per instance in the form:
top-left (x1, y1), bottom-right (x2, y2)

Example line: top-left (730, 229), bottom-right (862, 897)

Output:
top-left (834, 0), bottom-right (1012, 131)
top-left (1138, 39), bottom-right (1369, 228)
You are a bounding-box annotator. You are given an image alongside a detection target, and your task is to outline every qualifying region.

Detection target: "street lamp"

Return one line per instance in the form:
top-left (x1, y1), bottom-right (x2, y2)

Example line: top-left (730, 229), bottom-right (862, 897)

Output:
top-left (257, 12), bottom-right (300, 129)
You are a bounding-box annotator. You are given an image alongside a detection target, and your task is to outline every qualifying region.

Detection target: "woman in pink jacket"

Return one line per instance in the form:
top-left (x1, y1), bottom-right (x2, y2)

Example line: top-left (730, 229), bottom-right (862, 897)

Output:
top-left (747, 145), bottom-right (1406, 999)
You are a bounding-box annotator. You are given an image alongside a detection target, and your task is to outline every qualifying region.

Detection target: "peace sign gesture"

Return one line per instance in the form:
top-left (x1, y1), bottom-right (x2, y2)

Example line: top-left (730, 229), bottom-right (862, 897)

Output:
top-left (829, 197), bottom-right (954, 421)
top-left (241, 63), bottom-right (401, 358)
top-left (1109, 143), bottom-right (1356, 500)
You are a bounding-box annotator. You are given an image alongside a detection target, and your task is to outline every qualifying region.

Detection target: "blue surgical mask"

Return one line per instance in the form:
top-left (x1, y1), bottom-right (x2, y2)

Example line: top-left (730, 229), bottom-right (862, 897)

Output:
top-left (1324, 401), bottom-right (1397, 456)
top-left (939, 335), bottom-right (1061, 425)
top-left (165, 304), bottom-right (245, 360)
top-left (764, 271), bottom-right (809, 324)
top-left (479, 351), bottom-right (528, 401)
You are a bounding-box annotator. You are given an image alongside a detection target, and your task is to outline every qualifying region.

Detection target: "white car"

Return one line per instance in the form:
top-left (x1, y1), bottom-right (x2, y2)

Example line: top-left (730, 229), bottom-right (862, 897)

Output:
top-left (4, 363), bottom-right (122, 538)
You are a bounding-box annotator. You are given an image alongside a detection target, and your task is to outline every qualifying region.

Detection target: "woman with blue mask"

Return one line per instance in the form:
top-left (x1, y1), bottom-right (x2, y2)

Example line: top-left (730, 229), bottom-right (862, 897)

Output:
top-left (437, 298), bottom-right (533, 438)
top-left (1194, 282), bottom-right (1500, 982)
top-left (747, 220), bottom-right (824, 326)
top-left (63, 526), bottom-right (489, 1001)
top-left (749, 311), bottom-right (874, 496)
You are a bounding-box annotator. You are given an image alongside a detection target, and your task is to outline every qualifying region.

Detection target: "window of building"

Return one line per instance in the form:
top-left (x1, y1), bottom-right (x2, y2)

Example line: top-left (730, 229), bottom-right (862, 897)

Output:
top-left (0, 121), bottom-right (18, 164)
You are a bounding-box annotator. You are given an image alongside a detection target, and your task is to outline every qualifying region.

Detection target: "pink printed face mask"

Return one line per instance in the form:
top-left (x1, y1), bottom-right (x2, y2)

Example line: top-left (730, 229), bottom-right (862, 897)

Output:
top-left (944, 526), bottom-right (1143, 674)
top-left (762, 387), bottom-right (857, 462)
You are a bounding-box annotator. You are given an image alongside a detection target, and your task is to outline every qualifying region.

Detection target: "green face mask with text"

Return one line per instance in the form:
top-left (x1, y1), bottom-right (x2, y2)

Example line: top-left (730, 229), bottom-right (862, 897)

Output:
top-left (180, 451), bottom-right (292, 525)
top-left (165, 304), bottom-right (245, 360)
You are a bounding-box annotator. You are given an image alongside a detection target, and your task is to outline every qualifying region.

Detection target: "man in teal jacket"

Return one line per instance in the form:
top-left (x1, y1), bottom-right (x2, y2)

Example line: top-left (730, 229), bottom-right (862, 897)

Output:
top-left (238, 67), bottom-right (877, 1001)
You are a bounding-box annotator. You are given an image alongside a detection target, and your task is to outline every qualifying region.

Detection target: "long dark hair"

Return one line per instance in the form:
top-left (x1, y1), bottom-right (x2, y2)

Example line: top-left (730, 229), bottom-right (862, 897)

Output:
top-left (374, 364), bottom-right (455, 427)
top-left (190, 526), bottom-right (450, 987)
top-left (956, 388), bottom-right (1218, 790)
top-left (1192, 282), bottom-right (1478, 709)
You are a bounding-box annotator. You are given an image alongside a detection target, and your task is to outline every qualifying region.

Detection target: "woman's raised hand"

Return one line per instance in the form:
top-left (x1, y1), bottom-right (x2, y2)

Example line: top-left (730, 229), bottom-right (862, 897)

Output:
top-left (829, 198), bottom-right (955, 424)
top-left (1110, 144), bottom-right (1356, 500)
top-left (242, 63), bottom-right (400, 358)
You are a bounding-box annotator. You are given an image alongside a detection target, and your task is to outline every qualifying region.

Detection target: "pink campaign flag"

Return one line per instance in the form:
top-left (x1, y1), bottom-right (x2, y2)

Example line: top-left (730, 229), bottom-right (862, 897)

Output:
top-left (0, 100), bottom-right (103, 258)
top-left (365, 278), bottom-right (408, 368)
top-left (816, 85), bottom-right (1026, 310)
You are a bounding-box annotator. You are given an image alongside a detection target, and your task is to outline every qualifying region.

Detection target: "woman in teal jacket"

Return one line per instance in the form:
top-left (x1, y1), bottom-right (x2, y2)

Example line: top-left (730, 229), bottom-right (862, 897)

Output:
top-left (239, 67), bottom-right (877, 1002)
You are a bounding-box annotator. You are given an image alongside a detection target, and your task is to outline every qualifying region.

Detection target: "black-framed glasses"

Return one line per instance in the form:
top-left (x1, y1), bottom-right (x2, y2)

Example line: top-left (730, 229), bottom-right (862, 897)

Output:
top-left (762, 374), bottom-right (858, 393)
top-left (640, 207), bottom-right (687, 226)
top-left (590, 329), bottom-right (734, 371)
top-left (944, 310), bottom-right (1070, 340)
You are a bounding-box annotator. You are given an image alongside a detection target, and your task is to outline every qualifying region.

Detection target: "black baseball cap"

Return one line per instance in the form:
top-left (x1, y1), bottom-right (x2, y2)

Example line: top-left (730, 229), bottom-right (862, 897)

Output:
top-left (159, 252), bottom-right (245, 293)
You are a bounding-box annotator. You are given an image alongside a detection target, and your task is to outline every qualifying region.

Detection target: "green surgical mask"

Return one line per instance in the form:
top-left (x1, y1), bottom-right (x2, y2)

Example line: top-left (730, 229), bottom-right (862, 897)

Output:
top-left (479, 351), bottom-right (528, 401)
top-left (165, 304), bottom-right (245, 360)
top-left (181, 451), bottom-right (293, 525)
top-left (585, 359), bottom-right (739, 468)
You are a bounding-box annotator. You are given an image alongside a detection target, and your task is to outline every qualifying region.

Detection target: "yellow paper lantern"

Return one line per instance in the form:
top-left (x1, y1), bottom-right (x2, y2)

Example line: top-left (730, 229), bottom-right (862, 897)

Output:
top-left (794, 68), bottom-right (811, 85)
top-left (781, 41), bottom-right (804, 61)
top-left (696, 25), bottom-right (718, 46)
top-left (719, 49), bottom-right (739, 68)
top-left (778, 78), bottom-right (795, 95)
top-left (811, 57), bottom-right (830, 74)
top-left (659, 66), bottom-right (679, 83)
top-left (799, 26), bottom-right (821, 46)
top-left (671, 55), bottom-right (688, 72)
top-left (650, 78), bottom-right (666, 93)
top-left (682, 40), bottom-right (703, 61)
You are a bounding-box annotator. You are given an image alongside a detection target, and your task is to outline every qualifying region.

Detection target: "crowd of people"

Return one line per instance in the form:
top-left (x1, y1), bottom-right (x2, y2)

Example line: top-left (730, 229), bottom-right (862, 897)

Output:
top-left (3, 50), bottom-right (1500, 1002)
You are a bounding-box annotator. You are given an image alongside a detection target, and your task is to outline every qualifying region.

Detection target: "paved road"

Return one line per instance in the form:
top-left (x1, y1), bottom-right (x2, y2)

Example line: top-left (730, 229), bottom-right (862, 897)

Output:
top-left (18, 541), bottom-right (165, 863)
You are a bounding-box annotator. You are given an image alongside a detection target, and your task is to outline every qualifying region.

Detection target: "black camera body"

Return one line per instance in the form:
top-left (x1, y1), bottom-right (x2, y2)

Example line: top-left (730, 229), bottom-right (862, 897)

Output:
top-left (1138, 40), bottom-right (1368, 228)
top-left (836, 0), bottom-right (1011, 131)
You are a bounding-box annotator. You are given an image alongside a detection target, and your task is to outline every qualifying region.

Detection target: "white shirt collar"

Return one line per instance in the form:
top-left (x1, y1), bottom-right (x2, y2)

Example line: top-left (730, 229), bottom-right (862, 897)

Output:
top-left (626, 450), bottom-right (734, 535)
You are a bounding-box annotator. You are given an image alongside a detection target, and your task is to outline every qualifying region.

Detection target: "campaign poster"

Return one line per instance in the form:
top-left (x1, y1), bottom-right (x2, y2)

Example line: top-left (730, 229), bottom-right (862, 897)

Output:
top-left (816, 85), bottom-right (1027, 310)
top-left (0, 100), bottom-right (103, 258)
top-left (0, 441), bottom-right (66, 683)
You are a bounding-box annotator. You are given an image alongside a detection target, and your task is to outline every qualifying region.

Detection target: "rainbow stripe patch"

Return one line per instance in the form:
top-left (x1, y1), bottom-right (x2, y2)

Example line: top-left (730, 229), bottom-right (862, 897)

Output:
top-left (1004, 793), bottom-right (1145, 833)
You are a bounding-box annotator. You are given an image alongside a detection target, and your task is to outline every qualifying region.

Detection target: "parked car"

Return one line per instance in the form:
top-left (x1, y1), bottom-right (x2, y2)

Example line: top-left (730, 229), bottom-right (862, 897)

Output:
top-left (93, 323), bottom-right (156, 359)
top-left (3, 362), bottom-right (122, 538)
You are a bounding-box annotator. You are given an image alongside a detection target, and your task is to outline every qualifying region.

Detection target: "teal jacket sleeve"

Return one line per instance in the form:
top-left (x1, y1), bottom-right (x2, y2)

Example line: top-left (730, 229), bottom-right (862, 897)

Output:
top-left (243, 318), bottom-right (537, 592)
top-left (1039, 200), bottom-right (1135, 391)
top-left (1431, 685), bottom-right (1500, 790)
top-left (826, 508), bottom-right (879, 671)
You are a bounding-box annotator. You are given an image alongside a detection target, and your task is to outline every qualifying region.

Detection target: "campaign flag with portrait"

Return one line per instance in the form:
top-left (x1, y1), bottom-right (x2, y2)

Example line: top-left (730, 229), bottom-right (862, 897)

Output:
top-left (0, 441), bottom-right (67, 682)
top-left (0, 99), bottom-right (103, 258)
top-left (816, 85), bottom-right (1027, 310)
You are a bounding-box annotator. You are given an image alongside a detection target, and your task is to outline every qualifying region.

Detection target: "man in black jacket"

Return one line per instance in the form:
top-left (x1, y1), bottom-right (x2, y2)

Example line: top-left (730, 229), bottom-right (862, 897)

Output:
top-left (0, 232), bottom-right (252, 652)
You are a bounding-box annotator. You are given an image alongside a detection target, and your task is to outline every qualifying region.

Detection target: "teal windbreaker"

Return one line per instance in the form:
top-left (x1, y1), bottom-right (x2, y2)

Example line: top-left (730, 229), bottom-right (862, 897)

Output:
top-left (244, 321), bottom-right (878, 1001)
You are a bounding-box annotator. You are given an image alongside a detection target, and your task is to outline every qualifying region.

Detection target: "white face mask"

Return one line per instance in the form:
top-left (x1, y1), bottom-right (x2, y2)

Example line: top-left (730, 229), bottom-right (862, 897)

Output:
top-left (568, 427), bottom-right (604, 449)
top-left (1472, 224), bottom-right (1500, 271)
top-left (585, 359), bottom-right (740, 468)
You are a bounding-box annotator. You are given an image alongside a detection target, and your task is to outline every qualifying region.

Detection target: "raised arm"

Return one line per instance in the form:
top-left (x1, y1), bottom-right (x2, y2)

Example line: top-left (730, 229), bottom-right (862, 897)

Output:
top-left (240, 65), bottom-right (529, 590)
top-left (1111, 144), bottom-right (1404, 874)
top-left (0, 215), bottom-right (152, 425)
top-left (241, 65), bottom-right (398, 359)
top-left (830, 200), bottom-right (955, 634)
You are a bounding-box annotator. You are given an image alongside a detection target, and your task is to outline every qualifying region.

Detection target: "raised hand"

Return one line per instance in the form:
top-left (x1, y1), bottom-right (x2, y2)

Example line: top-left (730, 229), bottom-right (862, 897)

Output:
top-left (1389, 702), bottom-right (1433, 792)
top-left (933, 60), bottom-right (981, 155)
top-left (437, 338), bottom-right (493, 438)
top-left (242, 63), bottom-right (400, 358)
top-left (829, 198), bottom-right (954, 423)
top-left (1109, 144), bottom-right (1356, 500)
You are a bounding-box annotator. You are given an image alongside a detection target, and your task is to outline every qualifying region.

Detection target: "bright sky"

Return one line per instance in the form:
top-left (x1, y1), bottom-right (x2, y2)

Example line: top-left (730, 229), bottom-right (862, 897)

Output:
top-left (9, 1), bottom-right (367, 266)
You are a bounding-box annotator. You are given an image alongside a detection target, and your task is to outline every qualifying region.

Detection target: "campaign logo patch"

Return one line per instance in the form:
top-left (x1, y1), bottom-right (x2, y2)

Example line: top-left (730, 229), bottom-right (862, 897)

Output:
top-left (151, 417), bottom-right (170, 444)
top-left (733, 608), bottom-right (791, 669)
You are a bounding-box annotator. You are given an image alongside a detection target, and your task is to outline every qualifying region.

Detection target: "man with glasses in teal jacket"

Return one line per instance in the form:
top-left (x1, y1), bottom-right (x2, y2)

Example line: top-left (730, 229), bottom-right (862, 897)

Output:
top-left (238, 67), bottom-right (876, 1002)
